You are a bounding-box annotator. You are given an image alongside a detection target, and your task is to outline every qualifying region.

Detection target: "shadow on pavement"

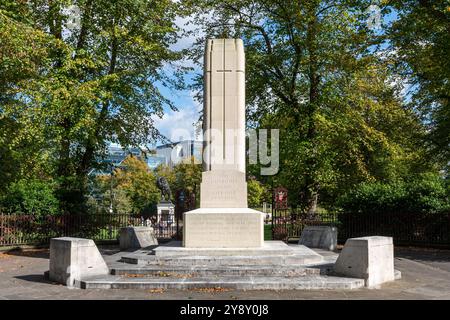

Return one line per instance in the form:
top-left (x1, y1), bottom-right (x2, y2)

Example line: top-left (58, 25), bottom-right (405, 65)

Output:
top-left (5, 249), bottom-right (49, 259)
top-left (98, 245), bottom-right (122, 256)
top-left (395, 247), bottom-right (450, 263)
top-left (14, 274), bottom-right (56, 285)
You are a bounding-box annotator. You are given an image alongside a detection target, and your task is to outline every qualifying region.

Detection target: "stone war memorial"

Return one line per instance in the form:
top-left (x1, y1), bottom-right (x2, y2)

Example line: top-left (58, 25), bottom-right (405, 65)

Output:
top-left (46, 39), bottom-right (401, 290)
top-left (183, 38), bottom-right (264, 248)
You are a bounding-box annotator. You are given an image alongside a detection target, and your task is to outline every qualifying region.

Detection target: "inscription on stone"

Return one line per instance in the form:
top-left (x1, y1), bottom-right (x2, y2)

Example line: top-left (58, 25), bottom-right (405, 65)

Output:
top-left (200, 170), bottom-right (247, 208)
top-left (184, 211), bottom-right (263, 247)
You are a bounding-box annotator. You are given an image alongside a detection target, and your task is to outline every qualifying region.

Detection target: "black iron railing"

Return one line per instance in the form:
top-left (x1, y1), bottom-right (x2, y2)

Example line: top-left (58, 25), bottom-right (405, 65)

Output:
top-left (271, 209), bottom-right (338, 242)
top-left (2, 210), bottom-right (449, 248)
top-left (0, 212), bottom-right (182, 247)
top-left (337, 211), bottom-right (450, 247)
top-left (152, 218), bottom-right (182, 240)
top-left (271, 208), bottom-right (450, 248)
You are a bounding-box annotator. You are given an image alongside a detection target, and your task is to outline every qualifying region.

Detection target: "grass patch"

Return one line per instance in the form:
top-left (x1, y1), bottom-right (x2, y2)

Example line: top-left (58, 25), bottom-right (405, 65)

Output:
top-left (264, 224), bottom-right (272, 240)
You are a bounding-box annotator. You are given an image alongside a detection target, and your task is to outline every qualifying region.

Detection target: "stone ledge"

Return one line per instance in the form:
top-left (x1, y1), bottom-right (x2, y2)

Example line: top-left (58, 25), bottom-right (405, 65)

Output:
top-left (154, 240), bottom-right (294, 256)
top-left (119, 243), bottom-right (324, 266)
top-left (110, 265), bottom-right (321, 277)
top-left (340, 236), bottom-right (393, 247)
top-left (79, 275), bottom-right (365, 290)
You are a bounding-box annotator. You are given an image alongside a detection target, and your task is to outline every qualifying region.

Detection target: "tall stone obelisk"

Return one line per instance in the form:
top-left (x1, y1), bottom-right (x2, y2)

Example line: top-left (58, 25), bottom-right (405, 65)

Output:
top-left (183, 39), bottom-right (264, 248)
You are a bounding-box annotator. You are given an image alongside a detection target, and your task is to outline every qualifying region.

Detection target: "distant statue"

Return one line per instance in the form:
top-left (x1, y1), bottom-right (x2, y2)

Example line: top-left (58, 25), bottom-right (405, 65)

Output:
top-left (156, 176), bottom-right (172, 202)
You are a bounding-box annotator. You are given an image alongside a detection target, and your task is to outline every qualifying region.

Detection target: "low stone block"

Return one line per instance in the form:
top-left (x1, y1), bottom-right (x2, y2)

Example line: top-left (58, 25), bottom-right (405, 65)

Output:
top-left (120, 226), bottom-right (158, 250)
top-left (299, 226), bottom-right (337, 251)
top-left (334, 236), bottom-right (395, 287)
top-left (49, 237), bottom-right (109, 287)
top-left (183, 208), bottom-right (264, 248)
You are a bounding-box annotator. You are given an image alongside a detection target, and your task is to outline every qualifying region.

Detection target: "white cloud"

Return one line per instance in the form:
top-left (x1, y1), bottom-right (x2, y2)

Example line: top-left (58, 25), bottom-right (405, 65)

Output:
top-left (150, 12), bottom-right (212, 146)
top-left (153, 92), bottom-right (202, 143)
top-left (172, 15), bottom-right (198, 51)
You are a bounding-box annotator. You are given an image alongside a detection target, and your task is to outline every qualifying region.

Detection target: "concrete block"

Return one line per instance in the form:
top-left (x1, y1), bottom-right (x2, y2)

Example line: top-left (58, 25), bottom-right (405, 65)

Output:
top-left (49, 237), bottom-right (109, 287)
top-left (299, 226), bottom-right (337, 251)
top-left (334, 236), bottom-right (395, 287)
top-left (120, 226), bottom-right (158, 250)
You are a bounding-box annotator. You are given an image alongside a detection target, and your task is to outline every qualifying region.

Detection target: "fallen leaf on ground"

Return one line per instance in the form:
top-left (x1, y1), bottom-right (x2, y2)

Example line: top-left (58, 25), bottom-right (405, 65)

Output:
top-left (148, 288), bottom-right (165, 293)
top-left (0, 253), bottom-right (12, 259)
top-left (123, 273), bottom-right (145, 278)
top-left (189, 287), bottom-right (231, 293)
top-left (155, 271), bottom-right (194, 278)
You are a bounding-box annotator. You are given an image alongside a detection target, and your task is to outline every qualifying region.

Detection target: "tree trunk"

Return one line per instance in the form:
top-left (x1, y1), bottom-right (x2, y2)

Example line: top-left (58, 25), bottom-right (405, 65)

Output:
top-left (303, 5), bottom-right (320, 215)
top-left (74, 19), bottom-right (118, 208)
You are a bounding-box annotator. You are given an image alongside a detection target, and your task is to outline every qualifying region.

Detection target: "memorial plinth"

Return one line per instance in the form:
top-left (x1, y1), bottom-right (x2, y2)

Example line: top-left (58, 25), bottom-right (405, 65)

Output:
top-left (183, 208), bottom-right (263, 247)
top-left (183, 38), bottom-right (264, 248)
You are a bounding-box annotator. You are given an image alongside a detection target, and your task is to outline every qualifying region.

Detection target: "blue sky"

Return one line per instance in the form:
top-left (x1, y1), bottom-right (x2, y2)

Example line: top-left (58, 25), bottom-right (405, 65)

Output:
top-left (151, 16), bottom-right (203, 147)
top-left (153, 75), bottom-right (201, 145)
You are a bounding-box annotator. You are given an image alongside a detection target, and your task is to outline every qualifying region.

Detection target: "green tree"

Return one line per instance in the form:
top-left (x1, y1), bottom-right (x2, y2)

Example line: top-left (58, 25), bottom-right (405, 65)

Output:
top-left (101, 156), bottom-right (160, 215)
top-left (0, 11), bottom-right (57, 192)
top-left (173, 157), bottom-right (202, 195)
top-left (337, 173), bottom-right (450, 214)
top-left (247, 178), bottom-right (266, 208)
top-left (0, 179), bottom-right (59, 216)
top-left (388, 0), bottom-right (450, 167)
top-left (192, 0), bottom-right (427, 212)
top-left (0, 1), bottom-right (187, 212)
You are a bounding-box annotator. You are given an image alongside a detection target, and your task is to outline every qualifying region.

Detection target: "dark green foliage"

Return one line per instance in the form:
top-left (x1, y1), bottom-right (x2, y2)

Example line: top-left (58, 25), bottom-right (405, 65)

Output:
top-left (389, 0), bottom-right (450, 165)
top-left (337, 173), bottom-right (450, 214)
top-left (0, 179), bottom-right (59, 216)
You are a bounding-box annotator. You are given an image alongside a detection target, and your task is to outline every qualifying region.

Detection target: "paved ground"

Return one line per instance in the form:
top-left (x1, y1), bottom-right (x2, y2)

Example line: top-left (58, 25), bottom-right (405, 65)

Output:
top-left (1, 245), bottom-right (450, 300)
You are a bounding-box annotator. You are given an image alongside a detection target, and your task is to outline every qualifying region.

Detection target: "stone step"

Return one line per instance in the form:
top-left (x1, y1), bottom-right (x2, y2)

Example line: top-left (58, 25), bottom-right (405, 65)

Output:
top-left (152, 240), bottom-right (296, 257)
top-left (117, 242), bottom-right (325, 267)
top-left (121, 253), bottom-right (323, 266)
top-left (110, 265), bottom-right (321, 277)
top-left (79, 275), bottom-right (365, 290)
